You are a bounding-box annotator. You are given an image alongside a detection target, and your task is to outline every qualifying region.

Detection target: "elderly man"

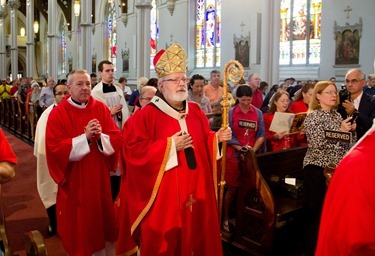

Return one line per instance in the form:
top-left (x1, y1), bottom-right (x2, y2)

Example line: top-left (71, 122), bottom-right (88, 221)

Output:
top-left (45, 70), bottom-right (124, 255)
top-left (203, 69), bottom-right (223, 105)
top-left (338, 69), bottom-right (375, 139)
top-left (34, 83), bottom-right (69, 236)
top-left (248, 73), bottom-right (263, 109)
top-left (116, 43), bottom-right (231, 256)
top-left (363, 73), bottom-right (375, 96)
top-left (39, 77), bottom-right (56, 110)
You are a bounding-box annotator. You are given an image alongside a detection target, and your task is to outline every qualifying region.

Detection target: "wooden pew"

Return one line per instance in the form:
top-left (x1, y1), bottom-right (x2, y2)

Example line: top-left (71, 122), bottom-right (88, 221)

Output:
top-left (228, 146), bottom-right (307, 255)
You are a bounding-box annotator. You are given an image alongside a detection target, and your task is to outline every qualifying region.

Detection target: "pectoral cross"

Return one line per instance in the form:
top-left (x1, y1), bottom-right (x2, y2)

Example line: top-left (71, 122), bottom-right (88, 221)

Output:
top-left (186, 194), bottom-right (196, 212)
top-left (344, 6), bottom-right (352, 19)
top-left (240, 21), bottom-right (245, 32)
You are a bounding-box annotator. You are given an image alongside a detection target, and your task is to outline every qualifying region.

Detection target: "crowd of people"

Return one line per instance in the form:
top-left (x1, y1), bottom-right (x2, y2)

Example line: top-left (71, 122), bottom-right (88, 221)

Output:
top-left (1, 43), bottom-right (375, 255)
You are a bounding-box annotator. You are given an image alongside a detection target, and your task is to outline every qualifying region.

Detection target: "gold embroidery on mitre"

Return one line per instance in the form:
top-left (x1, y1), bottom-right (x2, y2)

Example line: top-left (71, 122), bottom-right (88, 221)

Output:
top-left (155, 43), bottom-right (188, 78)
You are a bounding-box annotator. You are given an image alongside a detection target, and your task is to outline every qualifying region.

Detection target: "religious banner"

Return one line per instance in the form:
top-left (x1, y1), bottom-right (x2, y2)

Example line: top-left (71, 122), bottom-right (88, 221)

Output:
top-left (334, 18), bottom-right (362, 65)
top-left (233, 33), bottom-right (250, 68)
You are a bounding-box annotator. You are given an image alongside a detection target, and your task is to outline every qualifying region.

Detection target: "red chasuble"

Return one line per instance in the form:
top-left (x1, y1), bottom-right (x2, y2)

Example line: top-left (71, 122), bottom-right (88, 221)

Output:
top-left (316, 127), bottom-right (375, 256)
top-left (116, 98), bottom-right (223, 256)
top-left (0, 129), bottom-right (17, 164)
top-left (45, 97), bottom-right (123, 256)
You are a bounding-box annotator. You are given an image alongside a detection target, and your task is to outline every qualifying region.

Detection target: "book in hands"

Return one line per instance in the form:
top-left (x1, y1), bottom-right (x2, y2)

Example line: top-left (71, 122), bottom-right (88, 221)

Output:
top-left (269, 112), bottom-right (307, 134)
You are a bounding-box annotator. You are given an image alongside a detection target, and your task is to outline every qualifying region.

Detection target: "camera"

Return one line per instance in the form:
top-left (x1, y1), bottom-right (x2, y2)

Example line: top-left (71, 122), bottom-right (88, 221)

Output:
top-left (339, 88), bottom-right (351, 104)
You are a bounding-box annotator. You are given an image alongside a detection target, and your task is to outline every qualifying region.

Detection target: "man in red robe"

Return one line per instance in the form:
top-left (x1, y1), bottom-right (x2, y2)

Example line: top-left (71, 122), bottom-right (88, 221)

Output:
top-left (116, 43), bottom-right (232, 256)
top-left (0, 129), bottom-right (16, 183)
top-left (315, 125), bottom-right (375, 255)
top-left (45, 70), bottom-right (124, 256)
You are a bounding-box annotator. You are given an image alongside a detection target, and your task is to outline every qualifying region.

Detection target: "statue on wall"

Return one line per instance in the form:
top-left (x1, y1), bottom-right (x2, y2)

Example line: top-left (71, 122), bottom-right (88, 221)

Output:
top-left (122, 47), bottom-right (129, 72)
top-left (92, 53), bottom-right (97, 73)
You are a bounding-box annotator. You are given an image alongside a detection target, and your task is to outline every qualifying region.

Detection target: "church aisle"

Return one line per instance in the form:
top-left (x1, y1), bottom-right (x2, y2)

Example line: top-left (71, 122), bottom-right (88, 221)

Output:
top-left (2, 128), bottom-right (65, 255)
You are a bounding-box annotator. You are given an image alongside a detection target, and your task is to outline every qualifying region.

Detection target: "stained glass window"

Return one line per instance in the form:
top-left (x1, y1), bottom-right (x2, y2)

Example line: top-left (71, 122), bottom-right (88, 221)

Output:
top-left (280, 0), bottom-right (321, 65)
top-left (61, 32), bottom-right (67, 74)
top-left (150, 0), bottom-right (159, 69)
top-left (108, 1), bottom-right (117, 71)
top-left (195, 0), bottom-right (221, 68)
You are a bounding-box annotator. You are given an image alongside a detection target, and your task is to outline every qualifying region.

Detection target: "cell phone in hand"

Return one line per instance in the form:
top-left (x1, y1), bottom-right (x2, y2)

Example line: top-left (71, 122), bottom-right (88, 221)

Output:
top-left (349, 112), bottom-right (359, 124)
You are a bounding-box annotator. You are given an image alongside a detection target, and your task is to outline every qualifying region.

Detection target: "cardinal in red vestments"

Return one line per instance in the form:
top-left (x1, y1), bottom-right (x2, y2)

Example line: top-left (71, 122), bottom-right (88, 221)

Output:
top-left (116, 43), bottom-right (232, 256)
top-left (316, 124), bottom-right (375, 255)
top-left (45, 70), bottom-right (124, 256)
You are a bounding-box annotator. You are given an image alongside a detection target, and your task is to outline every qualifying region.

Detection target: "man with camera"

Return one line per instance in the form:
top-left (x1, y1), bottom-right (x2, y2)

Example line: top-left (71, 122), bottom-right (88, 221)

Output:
top-left (338, 69), bottom-right (375, 139)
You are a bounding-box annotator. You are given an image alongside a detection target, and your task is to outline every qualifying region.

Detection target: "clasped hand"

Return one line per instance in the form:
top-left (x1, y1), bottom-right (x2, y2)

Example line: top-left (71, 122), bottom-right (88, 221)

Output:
top-left (110, 104), bottom-right (123, 115)
top-left (173, 131), bottom-right (193, 151)
top-left (85, 119), bottom-right (102, 140)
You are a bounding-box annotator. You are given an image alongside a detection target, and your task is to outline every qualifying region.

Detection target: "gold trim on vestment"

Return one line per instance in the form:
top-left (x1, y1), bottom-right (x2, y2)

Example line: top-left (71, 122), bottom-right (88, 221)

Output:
top-left (117, 245), bottom-right (139, 256)
top-left (212, 134), bottom-right (218, 201)
top-left (130, 137), bottom-right (172, 235)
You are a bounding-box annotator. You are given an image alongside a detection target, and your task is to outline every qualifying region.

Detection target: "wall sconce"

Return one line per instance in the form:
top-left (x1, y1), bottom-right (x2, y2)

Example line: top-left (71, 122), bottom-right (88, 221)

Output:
top-left (33, 20), bottom-right (39, 34)
top-left (167, 0), bottom-right (176, 16)
top-left (20, 27), bottom-right (25, 37)
top-left (74, 0), bottom-right (80, 17)
top-left (121, 13), bottom-right (128, 27)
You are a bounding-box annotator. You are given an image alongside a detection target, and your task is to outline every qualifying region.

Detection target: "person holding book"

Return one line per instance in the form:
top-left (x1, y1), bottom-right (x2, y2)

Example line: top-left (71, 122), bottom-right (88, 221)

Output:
top-left (302, 81), bottom-right (356, 255)
top-left (263, 91), bottom-right (298, 151)
top-left (222, 85), bottom-right (266, 232)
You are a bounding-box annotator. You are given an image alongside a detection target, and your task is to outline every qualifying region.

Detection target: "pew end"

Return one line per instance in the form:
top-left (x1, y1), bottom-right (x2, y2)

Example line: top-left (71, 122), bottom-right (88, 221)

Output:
top-left (225, 146), bottom-right (307, 255)
top-left (25, 230), bottom-right (47, 256)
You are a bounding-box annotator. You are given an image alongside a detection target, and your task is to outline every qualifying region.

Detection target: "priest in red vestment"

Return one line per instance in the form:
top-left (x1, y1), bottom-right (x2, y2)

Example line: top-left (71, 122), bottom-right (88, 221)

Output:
top-left (316, 124), bottom-right (375, 255)
top-left (45, 69), bottom-right (124, 256)
top-left (116, 43), bottom-right (232, 256)
top-left (0, 128), bottom-right (16, 183)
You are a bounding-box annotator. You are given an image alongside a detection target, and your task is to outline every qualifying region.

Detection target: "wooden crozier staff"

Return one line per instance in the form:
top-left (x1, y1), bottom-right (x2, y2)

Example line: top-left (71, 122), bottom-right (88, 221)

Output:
top-left (218, 60), bottom-right (244, 224)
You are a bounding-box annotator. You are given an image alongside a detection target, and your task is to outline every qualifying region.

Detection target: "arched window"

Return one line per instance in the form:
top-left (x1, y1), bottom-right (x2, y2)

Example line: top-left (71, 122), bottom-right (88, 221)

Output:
top-left (150, 0), bottom-right (159, 69)
top-left (107, 1), bottom-right (117, 71)
top-left (195, 0), bottom-right (221, 68)
top-left (280, 0), bottom-right (322, 65)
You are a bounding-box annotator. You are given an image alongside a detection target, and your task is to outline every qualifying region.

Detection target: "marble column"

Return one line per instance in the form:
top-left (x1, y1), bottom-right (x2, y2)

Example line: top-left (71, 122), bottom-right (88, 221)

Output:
top-left (261, 0), bottom-right (280, 85)
top-left (26, 0), bottom-right (35, 78)
top-left (80, 0), bottom-right (92, 73)
top-left (47, 0), bottom-right (59, 80)
top-left (0, 3), bottom-right (6, 79)
top-left (135, 0), bottom-right (152, 78)
top-left (8, 0), bottom-right (20, 80)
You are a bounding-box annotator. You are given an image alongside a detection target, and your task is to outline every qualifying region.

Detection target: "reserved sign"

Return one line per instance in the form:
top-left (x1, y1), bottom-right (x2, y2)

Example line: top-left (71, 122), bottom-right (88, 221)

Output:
top-left (238, 119), bottom-right (257, 131)
top-left (324, 130), bottom-right (352, 143)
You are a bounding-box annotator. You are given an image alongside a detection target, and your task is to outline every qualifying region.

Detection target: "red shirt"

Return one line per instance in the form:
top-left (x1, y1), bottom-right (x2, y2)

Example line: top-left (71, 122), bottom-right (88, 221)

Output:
top-left (251, 89), bottom-right (263, 109)
top-left (290, 99), bottom-right (308, 114)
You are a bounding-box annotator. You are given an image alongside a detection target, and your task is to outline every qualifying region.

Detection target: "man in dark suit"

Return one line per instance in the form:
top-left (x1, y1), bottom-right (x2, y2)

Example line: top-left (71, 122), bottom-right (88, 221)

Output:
top-left (338, 69), bottom-right (375, 139)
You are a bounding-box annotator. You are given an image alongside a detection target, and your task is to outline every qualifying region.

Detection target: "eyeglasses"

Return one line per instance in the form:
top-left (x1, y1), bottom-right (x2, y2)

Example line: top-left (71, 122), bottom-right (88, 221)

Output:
top-left (345, 79), bottom-right (363, 84)
top-left (163, 77), bottom-right (188, 84)
top-left (55, 91), bottom-right (69, 96)
top-left (321, 91), bottom-right (338, 96)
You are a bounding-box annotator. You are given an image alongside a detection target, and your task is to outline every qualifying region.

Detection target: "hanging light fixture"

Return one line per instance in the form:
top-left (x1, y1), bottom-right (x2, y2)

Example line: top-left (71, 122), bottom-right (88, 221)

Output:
top-left (74, 0), bottom-right (80, 17)
top-left (20, 27), bottom-right (26, 37)
top-left (33, 20), bottom-right (39, 34)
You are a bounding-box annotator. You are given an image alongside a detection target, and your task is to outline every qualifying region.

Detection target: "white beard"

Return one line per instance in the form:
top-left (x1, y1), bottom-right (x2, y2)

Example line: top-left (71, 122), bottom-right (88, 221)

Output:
top-left (164, 88), bottom-right (188, 102)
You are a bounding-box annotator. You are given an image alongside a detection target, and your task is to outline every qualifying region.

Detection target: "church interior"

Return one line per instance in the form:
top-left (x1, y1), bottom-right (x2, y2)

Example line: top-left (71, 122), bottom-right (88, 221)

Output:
top-left (0, 0), bottom-right (375, 255)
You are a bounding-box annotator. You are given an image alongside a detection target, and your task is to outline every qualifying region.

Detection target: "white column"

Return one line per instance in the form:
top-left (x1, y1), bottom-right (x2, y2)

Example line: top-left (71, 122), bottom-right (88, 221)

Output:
top-left (26, 0), bottom-right (35, 78)
top-left (260, 0), bottom-right (271, 84)
top-left (135, 0), bottom-right (152, 78)
top-left (8, 0), bottom-right (20, 80)
top-left (272, 0), bottom-right (281, 84)
top-left (80, 0), bottom-right (92, 73)
top-left (0, 3), bottom-right (6, 79)
top-left (47, 0), bottom-right (59, 80)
